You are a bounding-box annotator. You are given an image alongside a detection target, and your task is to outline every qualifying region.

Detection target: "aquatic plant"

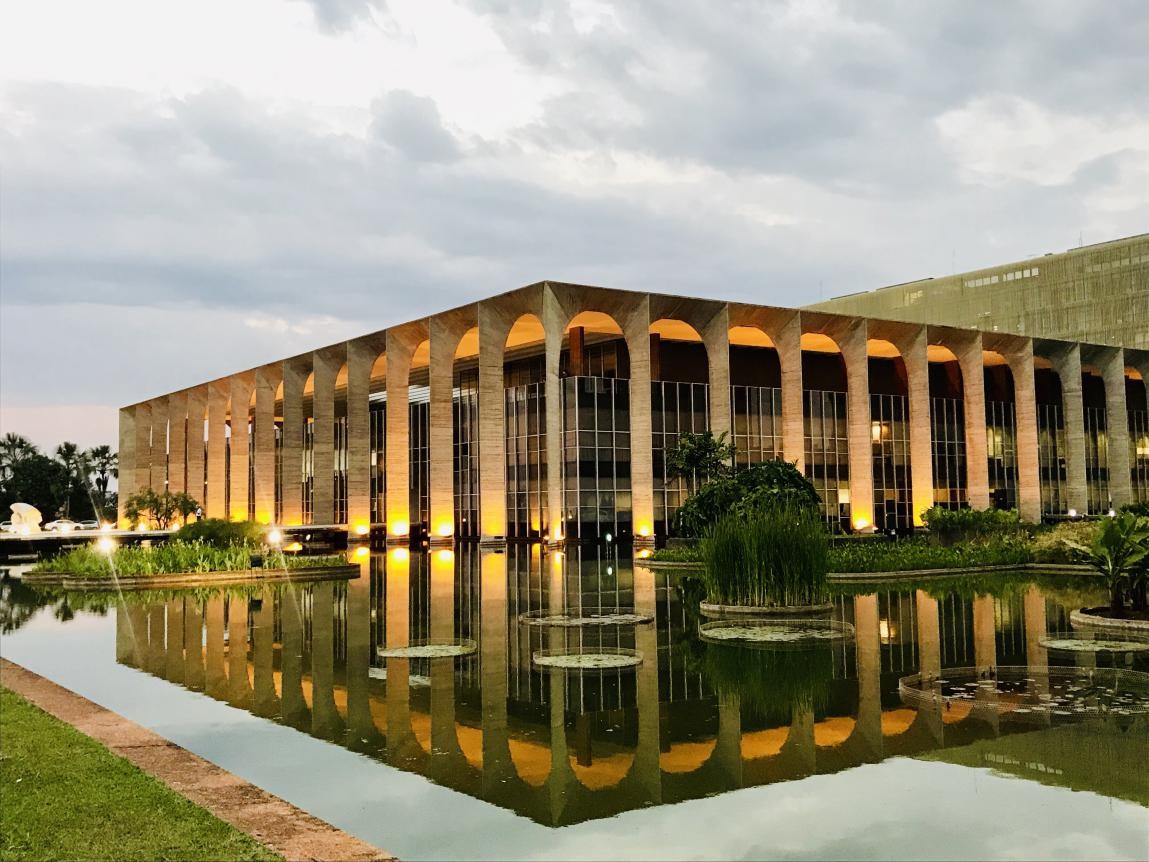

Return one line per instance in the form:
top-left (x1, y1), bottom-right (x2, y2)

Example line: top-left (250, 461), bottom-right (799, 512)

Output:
top-left (32, 542), bottom-right (347, 578)
top-left (1062, 512), bottom-right (1149, 616)
top-left (699, 501), bottom-right (828, 607)
top-left (921, 506), bottom-right (1024, 546)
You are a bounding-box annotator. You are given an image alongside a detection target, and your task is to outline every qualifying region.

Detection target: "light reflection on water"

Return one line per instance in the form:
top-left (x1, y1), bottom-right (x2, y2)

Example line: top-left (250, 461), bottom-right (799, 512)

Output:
top-left (2, 547), bottom-right (1148, 862)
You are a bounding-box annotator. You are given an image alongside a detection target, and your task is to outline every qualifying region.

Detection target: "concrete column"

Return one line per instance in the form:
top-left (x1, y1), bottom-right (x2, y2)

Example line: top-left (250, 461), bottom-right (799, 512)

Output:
top-left (429, 320), bottom-right (457, 542)
top-left (973, 594), bottom-right (997, 675)
top-left (1050, 345), bottom-right (1088, 515)
top-left (149, 398), bottom-right (168, 493)
top-left (133, 402), bottom-right (153, 499)
top-left (206, 381), bottom-right (229, 518)
top-left (480, 549), bottom-right (512, 793)
top-left (346, 340), bottom-right (375, 533)
top-left (280, 585), bottom-right (310, 729)
top-left (625, 298), bottom-right (655, 543)
top-left (715, 691), bottom-right (743, 788)
top-left (839, 321), bottom-right (875, 532)
top-left (165, 599), bottom-right (184, 684)
top-left (1024, 585), bottom-right (1048, 672)
top-left (253, 366), bottom-right (280, 525)
top-left (228, 374), bottom-right (253, 522)
top-left (477, 305), bottom-right (507, 541)
top-left (915, 590), bottom-right (941, 678)
top-left (633, 562), bottom-right (662, 804)
top-left (704, 306), bottom-right (732, 447)
top-left (280, 360), bottom-right (307, 526)
top-left (204, 596), bottom-right (227, 699)
top-left (385, 548), bottom-right (418, 761)
top-left (166, 391), bottom-right (187, 495)
top-left (311, 351), bottom-right (340, 525)
top-left (252, 588), bottom-right (278, 718)
top-left (345, 557), bottom-right (378, 747)
top-left (146, 604), bottom-right (166, 675)
top-left (186, 388), bottom-right (206, 509)
top-left (226, 596), bottom-right (252, 709)
top-left (429, 549), bottom-right (459, 780)
top-left (900, 326), bottom-right (934, 526)
top-left (385, 332), bottom-right (415, 540)
top-left (853, 594), bottom-right (883, 757)
top-left (776, 313), bottom-right (805, 470)
top-left (543, 288), bottom-right (565, 542)
top-left (954, 333), bottom-right (990, 509)
top-left (1006, 343), bottom-right (1042, 522)
top-left (117, 407), bottom-right (137, 527)
top-left (310, 581), bottom-right (343, 740)
top-left (1098, 348), bottom-right (1132, 508)
top-left (183, 599), bottom-right (205, 691)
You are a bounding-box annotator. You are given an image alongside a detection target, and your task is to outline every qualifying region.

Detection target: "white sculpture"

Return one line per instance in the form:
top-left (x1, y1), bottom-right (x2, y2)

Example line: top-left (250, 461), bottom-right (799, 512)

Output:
top-left (10, 502), bottom-right (43, 534)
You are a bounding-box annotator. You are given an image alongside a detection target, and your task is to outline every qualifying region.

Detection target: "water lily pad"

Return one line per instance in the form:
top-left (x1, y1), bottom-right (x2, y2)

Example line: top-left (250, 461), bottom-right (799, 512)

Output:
top-left (699, 618), bottom-right (855, 649)
top-left (377, 639), bottom-right (477, 659)
top-left (1039, 635), bottom-right (1149, 654)
top-left (532, 648), bottom-right (642, 671)
top-left (519, 610), bottom-right (654, 627)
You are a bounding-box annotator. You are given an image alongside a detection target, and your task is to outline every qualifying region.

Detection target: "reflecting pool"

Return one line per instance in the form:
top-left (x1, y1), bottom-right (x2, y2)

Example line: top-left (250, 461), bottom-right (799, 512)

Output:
top-left (3, 549), bottom-right (1148, 861)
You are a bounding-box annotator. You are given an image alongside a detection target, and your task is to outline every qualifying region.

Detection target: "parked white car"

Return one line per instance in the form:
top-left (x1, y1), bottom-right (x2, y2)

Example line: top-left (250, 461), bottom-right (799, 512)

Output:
top-left (44, 519), bottom-right (80, 532)
top-left (77, 520), bottom-right (100, 531)
top-left (0, 520), bottom-right (13, 533)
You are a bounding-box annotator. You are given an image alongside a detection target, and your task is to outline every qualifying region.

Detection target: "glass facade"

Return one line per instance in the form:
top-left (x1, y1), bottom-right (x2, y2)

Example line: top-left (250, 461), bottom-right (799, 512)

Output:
top-left (505, 381), bottom-right (547, 539)
top-left (870, 393), bottom-right (912, 532)
top-left (730, 385), bottom-right (782, 468)
top-left (561, 376), bottom-right (632, 541)
top-left (1132, 410), bottom-right (1149, 503)
top-left (803, 389), bottom-right (850, 530)
top-left (247, 417), bottom-right (255, 521)
top-left (1037, 402), bottom-right (1067, 516)
top-left (274, 420), bottom-right (283, 524)
top-left (369, 400), bottom-right (386, 525)
top-left (985, 400), bottom-right (1018, 511)
top-left (301, 416), bottom-right (314, 524)
top-left (1083, 405), bottom-right (1110, 514)
top-left (334, 413), bottom-right (348, 525)
top-left (409, 386), bottom-right (430, 534)
top-left (930, 396), bottom-right (967, 509)
top-left (651, 380), bottom-right (710, 535)
top-left (454, 370), bottom-right (480, 539)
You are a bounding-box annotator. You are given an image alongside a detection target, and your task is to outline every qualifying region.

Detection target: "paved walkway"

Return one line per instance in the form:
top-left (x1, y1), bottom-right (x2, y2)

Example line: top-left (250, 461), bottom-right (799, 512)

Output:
top-left (1, 658), bottom-right (396, 862)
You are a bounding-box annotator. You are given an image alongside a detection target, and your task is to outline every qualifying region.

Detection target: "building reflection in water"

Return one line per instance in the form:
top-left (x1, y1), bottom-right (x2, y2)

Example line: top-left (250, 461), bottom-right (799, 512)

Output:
top-left (114, 549), bottom-right (1148, 825)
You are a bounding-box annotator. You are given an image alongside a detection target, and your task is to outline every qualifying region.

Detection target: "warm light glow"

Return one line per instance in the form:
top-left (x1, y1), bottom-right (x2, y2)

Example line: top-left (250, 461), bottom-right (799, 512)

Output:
top-left (391, 520), bottom-right (410, 537)
top-left (1067, 508), bottom-right (1078, 518)
top-left (878, 619), bottom-right (897, 641)
top-left (100, 522), bottom-right (113, 532)
top-left (96, 536), bottom-right (116, 554)
top-left (436, 521), bottom-right (453, 537)
top-left (354, 523), bottom-right (370, 536)
top-left (1108, 509), bottom-right (1117, 517)
top-left (637, 549), bottom-right (652, 559)
top-left (135, 522), bottom-right (148, 532)
top-left (389, 547), bottom-right (410, 563)
top-left (285, 541), bottom-right (303, 552)
top-left (267, 528), bottom-right (283, 545)
top-left (436, 549), bottom-right (455, 564)
top-left (637, 524), bottom-right (651, 538)
top-left (852, 516), bottom-right (870, 531)
top-left (353, 545), bottom-right (370, 559)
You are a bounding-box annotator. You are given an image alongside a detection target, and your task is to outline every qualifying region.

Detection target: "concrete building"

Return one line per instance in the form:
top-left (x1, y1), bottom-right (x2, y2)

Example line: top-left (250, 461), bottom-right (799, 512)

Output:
top-left (807, 233), bottom-right (1149, 350)
top-left (118, 281), bottom-right (1149, 542)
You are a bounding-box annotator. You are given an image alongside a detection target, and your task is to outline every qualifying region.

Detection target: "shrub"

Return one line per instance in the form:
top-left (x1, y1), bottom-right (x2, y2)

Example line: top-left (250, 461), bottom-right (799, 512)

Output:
top-left (1120, 501), bottom-right (1149, 518)
top-left (1029, 521), bottom-right (1101, 564)
top-left (123, 489), bottom-right (200, 529)
top-left (172, 519), bottom-right (266, 548)
top-left (33, 541), bottom-right (346, 578)
top-left (672, 459), bottom-right (820, 538)
top-left (700, 501), bottom-right (828, 606)
top-left (921, 506), bottom-right (1023, 545)
top-left (827, 535), bottom-right (1032, 573)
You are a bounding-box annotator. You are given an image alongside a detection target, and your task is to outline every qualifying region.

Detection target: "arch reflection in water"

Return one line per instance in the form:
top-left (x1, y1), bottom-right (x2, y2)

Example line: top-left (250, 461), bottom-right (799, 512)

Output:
top-left (112, 550), bottom-right (1149, 824)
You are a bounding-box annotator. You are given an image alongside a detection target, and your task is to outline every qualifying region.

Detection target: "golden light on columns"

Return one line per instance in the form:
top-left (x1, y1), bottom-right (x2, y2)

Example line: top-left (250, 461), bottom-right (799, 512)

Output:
top-left (353, 522), bottom-right (370, 537)
top-left (390, 520), bottom-right (410, 537)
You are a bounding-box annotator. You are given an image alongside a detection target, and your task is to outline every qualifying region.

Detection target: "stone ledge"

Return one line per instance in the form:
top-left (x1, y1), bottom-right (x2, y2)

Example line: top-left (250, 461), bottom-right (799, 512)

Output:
top-left (22, 564), bottom-right (359, 592)
top-left (1069, 608), bottom-right (1149, 635)
top-left (0, 658), bottom-right (395, 862)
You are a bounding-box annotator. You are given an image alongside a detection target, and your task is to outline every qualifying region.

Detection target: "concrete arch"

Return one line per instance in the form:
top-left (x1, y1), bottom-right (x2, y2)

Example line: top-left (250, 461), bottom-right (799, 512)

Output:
top-left (384, 322), bottom-right (430, 540)
top-left (659, 738), bottom-right (718, 773)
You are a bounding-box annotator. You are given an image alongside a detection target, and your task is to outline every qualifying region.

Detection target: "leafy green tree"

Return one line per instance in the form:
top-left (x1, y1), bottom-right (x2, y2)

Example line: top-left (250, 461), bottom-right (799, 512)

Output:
top-left (54, 442), bottom-right (89, 518)
top-left (665, 431), bottom-right (734, 482)
top-left (671, 459), bottom-right (820, 537)
top-left (123, 489), bottom-right (200, 530)
top-left (0, 453), bottom-right (69, 521)
top-left (1063, 513), bottom-right (1149, 615)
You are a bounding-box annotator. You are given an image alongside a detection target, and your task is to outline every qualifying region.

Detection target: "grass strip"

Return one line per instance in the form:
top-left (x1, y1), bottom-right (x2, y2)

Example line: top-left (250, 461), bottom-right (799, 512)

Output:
top-left (0, 687), bottom-right (280, 861)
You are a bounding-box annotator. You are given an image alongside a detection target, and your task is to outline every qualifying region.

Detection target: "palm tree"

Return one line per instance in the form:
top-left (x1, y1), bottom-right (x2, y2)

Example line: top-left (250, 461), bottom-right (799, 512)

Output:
top-left (54, 441), bottom-right (89, 518)
top-left (86, 445), bottom-right (118, 514)
top-left (0, 432), bottom-right (37, 481)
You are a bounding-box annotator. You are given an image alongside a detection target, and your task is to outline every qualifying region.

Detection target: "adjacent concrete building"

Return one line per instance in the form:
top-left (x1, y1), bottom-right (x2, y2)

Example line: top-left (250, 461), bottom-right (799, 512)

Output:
top-left (119, 281), bottom-right (1149, 542)
top-left (807, 233), bottom-right (1149, 350)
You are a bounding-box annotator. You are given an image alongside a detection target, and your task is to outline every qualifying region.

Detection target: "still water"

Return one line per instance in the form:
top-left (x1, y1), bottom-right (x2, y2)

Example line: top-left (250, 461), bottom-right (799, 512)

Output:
top-left (2, 548), bottom-right (1147, 861)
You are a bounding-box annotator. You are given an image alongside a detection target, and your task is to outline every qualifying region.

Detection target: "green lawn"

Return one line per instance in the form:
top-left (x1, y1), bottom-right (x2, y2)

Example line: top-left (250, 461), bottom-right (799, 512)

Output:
top-left (0, 688), bottom-right (280, 861)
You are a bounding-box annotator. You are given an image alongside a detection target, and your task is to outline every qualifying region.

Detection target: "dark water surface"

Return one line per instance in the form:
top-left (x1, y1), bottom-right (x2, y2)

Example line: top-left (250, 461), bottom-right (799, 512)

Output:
top-left (2, 548), bottom-right (1147, 861)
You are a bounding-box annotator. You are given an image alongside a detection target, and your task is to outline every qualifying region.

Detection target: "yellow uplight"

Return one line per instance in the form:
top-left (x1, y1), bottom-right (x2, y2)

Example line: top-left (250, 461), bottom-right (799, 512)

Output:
top-left (353, 545), bottom-right (370, 559)
top-left (96, 536), bottom-right (116, 554)
top-left (285, 541), bottom-right (303, 553)
top-left (436, 521), bottom-right (453, 537)
top-left (267, 528), bottom-right (283, 545)
top-left (391, 520), bottom-right (410, 537)
top-left (354, 523), bottom-right (370, 536)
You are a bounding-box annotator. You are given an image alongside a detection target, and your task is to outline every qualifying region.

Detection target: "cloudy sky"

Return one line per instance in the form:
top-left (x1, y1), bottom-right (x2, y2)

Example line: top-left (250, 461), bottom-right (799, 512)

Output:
top-left (2, 0), bottom-right (1147, 450)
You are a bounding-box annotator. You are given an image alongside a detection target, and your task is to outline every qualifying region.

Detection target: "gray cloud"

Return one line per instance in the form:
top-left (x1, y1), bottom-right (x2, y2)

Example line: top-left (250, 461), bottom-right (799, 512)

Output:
top-left (300, 0), bottom-right (391, 35)
top-left (2, 0), bottom-right (1148, 440)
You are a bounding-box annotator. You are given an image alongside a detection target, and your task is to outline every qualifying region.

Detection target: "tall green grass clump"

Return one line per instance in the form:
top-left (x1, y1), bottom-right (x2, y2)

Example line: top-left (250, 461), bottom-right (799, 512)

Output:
top-left (700, 501), bottom-right (828, 607)
top-left (33, 542), bottom-right (346, 578)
